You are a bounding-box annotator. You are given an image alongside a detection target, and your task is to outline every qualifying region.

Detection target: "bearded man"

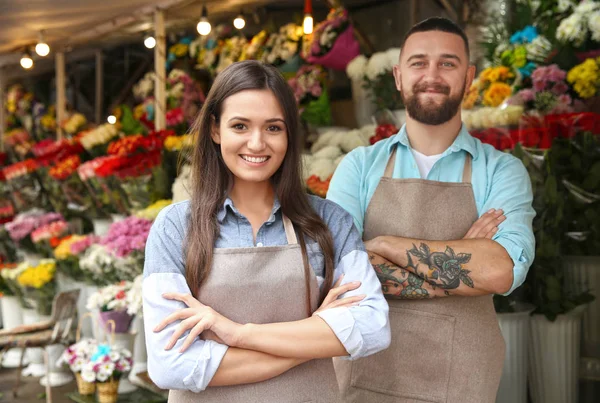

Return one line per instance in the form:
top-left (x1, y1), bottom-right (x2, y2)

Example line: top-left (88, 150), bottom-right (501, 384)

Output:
top-left (326, 17), bottom-right (535, 403)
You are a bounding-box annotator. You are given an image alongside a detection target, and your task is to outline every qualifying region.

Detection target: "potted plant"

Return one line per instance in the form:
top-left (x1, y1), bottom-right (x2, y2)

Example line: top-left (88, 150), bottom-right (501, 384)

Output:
top-left (80, 343), bottom-right (133, 403)
top-left (60, 339), bottom-right (98, 395)
top-left (516, 133), bottom-right (595, 403)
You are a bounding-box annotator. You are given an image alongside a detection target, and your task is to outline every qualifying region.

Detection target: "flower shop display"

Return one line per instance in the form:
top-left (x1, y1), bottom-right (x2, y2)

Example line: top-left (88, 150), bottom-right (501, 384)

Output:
top-left (516, 64), bottom-right (578, 114)
top-left (78, 156), bottom-right (130, 217)
top-left (304, 8), bottom-right (360, 71)
top-left (1, 158), bottom-right (49, 212)
top-left (87, 281), bottom-right (134, 333)
top-left (80, 343), bottom-right (133, 403)
top-left (567, 56), bottom-right (600, 99)
top-left (134, 199), bottom-right (172, 221)
top-left (54, 234), bottom-right (99, 282)
top-left (556, 0), bottom-right (600, 49)
top-left (216, 36), bottom-right (249, 74)
top-left (260, 23), bottom-right (304, 73)
top-left (5, 210), bottom-right (64, 257)
top-left (0, 262), bottom-right (28, 301)
top-left (463, 66), bottom-right (518, 109)
top-left (16, 258), bottom-right (57, 315)
top-left (60, 338), bottom-right (99, 395)
top-left (288, 65), bottom-right (332, 127)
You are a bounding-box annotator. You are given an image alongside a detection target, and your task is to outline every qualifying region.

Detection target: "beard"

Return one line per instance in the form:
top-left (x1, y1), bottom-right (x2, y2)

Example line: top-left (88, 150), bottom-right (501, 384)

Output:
top-left (401, 80), bottom-right (466, 126)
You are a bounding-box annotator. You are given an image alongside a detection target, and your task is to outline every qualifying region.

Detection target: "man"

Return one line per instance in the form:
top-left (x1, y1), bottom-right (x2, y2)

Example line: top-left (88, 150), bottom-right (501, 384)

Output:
top-left (327, 17), bottom-right (535, 403)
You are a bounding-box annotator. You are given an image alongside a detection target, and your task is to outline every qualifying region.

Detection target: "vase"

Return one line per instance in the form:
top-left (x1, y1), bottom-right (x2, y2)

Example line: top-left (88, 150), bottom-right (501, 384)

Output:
top-left (21, 308), bottom-right (50, 377)
top-left (40, 344), bottom-right (73, 387)
top-left (128, 316), bottom-right (148, 386)
top-left (92, 218), bottom-right (112, 237)
top-left (350, 79), bottom-right (376, 127)
top-left (564, 256), bottom-right (600, 358)
top-left (0, 296), bottom-right (28, 368)
top-left (495, 304), bottom-right (535, 403)
top-left (528, 305), bottom-right (585, 403)
top-left (96, 378), bottom-right (120, 403)
top-left (75, 372), bottom-right (96, 395)
top-left (113, 332), bottom-right (137, 394)
top-left (110, 214), bottom-right (126, 222)
top-left (99, 310), bottom-right (134, 334)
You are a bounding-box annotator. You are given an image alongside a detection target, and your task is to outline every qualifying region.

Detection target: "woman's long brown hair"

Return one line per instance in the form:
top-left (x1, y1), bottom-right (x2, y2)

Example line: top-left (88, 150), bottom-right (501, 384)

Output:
top-left (185, 60), bottom-right (335, 314)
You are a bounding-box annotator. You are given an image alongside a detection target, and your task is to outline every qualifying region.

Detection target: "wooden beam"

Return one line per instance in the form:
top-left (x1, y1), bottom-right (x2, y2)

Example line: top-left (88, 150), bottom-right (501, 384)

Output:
top-left (0, 71), bottom-right (5, 152)
top-left (56, 52), bottom-right (66, 140)
top-left (410, 0), bottom-right (419, 27)
top-left (438, 0), bottom-right (459, 21)
top-left (95, 50), bottom-right (104, 124)
top-left (154, 9), bottom-right (166, 132)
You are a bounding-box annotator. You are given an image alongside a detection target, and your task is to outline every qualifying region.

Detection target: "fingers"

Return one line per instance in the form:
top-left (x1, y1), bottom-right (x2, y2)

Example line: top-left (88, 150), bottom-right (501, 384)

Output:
top-left (322, 280), bottom-right (361, 307)
top-left (464, 209), bottom-right (505, 239)
top-left (179, 319), bottom-right (210, 353)
top-left (162, 293), bottom-right (202, 308)
top-left (332, 274), bottom-right (345, 289)
top-left (164, 316), bottom-right (200, 350)
top-left (484, 227), bottom-right (499, 239)
top-left (326, 294), bottom-right (366, 309)
top-left (153, 308), bottom-right (195, 332)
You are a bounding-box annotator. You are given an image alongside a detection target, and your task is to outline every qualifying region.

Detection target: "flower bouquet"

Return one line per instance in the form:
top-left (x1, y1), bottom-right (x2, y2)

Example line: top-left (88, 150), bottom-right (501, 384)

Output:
top-left (567, 56), bottom-right (600, 99)
top-left (288, 65), bottom-right (332, 127)
top-left (304, 8), bottom-right (360, 71)
top-left (87, 282), bottom-right (134, 333)
top-left (53, 234), bottom-right (98, 282)
top-left (556, 0), bottom-right (600, 54)
top-left (463, 66), bottom-right (518, 109)
top-left (60, 338), bottom-right (99, 395)
top-left (77, 124), bottom-right (120, 158)
top-left (5, 211), bottom-right (64, 256)
top-left (1, 158), bottom-right (50, 212)
top-left (516, 64), bottom-right (577, 114)
top-left (78, 157), bottom-right (129, 217)
top-left (356, 49), bottom-right (404, 112)
top-left (242, 30), bottom-right (269, 61)
top-left (0, 262), bottom-right (29, 304)
top-left (79, 244), bottom-right (119, 285)
top-left (16, 258), bottom-right (57, 315)
top-left (80, 343), bottom-right (133, 403)
top-left (62, 113), bottom-right (88, 136)
top-left (260, 23), bottom-right (304, 74)
top-left (216, 36), bottom-right (248, 74)
top-left (31, 219), bottom-right (70, 257)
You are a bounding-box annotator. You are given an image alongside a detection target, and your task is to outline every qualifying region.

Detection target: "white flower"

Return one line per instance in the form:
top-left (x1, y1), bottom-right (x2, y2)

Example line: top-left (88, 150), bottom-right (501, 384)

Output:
top-left (386, 48), bottom-right (401, 69)
top-left (366, 52), bottom-right (392, 80)
top-left (81, 369), bottom-right (96, 383)
top-left (526, 36), bottom-right (553, 62)
top-left (310, 159), bottom-right (337, 181)
top-left (339, 130), bottom-right (369, 153)
top-left (588, 11), bottom-right (600, 41)
top-left (312, 145), bottom-right (343, 160)
top-left (346, 55), bottom-right (368, 81)
top-left (575, 0), bottom-right (600, 14)
top-left (558, 0), bottom-right (576, 13)
top-left (334, 154), bottom-right (346, 167)
top-left (556, 13), bottom-right (587, 46)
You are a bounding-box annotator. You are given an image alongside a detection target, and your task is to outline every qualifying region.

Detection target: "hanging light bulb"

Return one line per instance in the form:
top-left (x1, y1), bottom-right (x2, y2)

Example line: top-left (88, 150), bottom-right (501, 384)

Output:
top-left (107, 115), bottom-right (117, 125)
top-left (144, 36), bottom-right (156, 49)
top-left (197, 4), bottom-right (212, 36)
top-left (233, 10), bottom-right (246, 30)
top-left (303, 0), bottom-right (313, 35)
top-left (35, 31), bottom-right (50, 57)
top-left (20, 50), bottom-right (34, 69)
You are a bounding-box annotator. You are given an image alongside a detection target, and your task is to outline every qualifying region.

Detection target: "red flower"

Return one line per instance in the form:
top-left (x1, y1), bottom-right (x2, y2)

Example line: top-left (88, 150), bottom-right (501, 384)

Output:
top-left (115, 290), bottom-right (126, 300)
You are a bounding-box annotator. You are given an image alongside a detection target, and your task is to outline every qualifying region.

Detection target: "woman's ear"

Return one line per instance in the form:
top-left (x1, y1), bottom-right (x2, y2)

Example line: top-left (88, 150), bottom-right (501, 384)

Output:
top-left (210, 115), bottom-right (221, 144)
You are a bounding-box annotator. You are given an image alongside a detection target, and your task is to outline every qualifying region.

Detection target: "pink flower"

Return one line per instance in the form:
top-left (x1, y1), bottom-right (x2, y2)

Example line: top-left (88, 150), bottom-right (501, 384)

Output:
top-left (518, 89), bottom-right (536, 102)
top-left (551, 81), bottom-right (569, 95)
top-left (533, 80), bottom-right (547, 92)
top-left (547, 64), bottom-right (566, 82)
top-left (558, 94), bottom-right (572, 105)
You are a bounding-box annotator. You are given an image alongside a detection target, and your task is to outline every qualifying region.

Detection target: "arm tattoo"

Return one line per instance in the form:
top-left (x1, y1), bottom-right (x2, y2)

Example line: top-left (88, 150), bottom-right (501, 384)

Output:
top-left (369, 254), bottom-right (432, 300)
top-left (408, 243), bottom-right (474, 295)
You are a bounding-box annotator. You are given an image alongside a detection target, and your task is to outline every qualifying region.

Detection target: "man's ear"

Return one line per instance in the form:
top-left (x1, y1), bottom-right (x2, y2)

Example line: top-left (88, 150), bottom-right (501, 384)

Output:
top-left (393, 64), bottom-right (402, 92)
top-left (465, 65), bottom-right (477, 93)
top-left (210, 116), bottom-right (220, 144)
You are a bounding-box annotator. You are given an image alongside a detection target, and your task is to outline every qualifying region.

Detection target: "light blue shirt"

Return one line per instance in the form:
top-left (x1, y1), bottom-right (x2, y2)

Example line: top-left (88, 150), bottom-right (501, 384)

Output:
top-left (143, 196), bottom-right (390, 392)
top-left (326, 124), bottom-right (536, 295)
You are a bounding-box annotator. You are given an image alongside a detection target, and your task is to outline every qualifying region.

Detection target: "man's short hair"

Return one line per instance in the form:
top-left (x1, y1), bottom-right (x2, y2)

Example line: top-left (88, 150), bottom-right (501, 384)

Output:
top-left (401, 17), bottom-right (470, 60)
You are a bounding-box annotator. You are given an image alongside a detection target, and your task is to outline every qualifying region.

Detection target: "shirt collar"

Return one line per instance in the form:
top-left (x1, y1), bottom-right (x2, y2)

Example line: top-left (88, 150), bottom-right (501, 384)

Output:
top-left (389, 123), bottom-right (478, 159)
top-left (217, 196), bottom-right (282, 223)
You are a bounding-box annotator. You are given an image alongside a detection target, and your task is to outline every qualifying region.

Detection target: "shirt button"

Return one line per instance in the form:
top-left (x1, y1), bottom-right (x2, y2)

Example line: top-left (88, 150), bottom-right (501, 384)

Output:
top-left (256, 242), bottom-right (264, 247)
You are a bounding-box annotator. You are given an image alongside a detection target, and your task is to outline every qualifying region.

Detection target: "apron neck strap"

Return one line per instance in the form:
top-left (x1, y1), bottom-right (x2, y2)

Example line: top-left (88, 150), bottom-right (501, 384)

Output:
top-left (282, 214), bottom-right (298, 245)
top-left (383, 148), bottom-right (397, 178)
top-left (462, 153), bottom-right (472, 184)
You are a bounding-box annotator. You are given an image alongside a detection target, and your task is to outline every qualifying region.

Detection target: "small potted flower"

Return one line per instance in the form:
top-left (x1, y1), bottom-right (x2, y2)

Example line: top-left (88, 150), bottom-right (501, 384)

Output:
top-left (80, 344), bottom-right (133, 403)
top-left (87, 282), bottom-right (134, 334)
top-left (60, 339), bottom-right (98, 395)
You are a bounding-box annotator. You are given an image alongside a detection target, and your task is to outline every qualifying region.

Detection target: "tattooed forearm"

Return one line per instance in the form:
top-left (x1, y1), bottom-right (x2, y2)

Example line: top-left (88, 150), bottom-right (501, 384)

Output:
top-left (369, 254), bottom-right (443, 300)
top-left (406, 243), bottom-right (475, 294)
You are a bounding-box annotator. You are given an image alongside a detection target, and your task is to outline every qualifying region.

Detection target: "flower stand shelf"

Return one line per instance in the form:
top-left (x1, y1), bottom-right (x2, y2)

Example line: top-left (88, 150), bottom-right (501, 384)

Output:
top-left (67, 388), bottom-right (167, 403)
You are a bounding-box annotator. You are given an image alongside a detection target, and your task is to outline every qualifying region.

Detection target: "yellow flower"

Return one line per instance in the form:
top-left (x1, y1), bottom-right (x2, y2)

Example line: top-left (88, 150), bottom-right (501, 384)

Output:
top-left (54, 235), bottom-right (87, 260)
top-left (164, 134), bottom-right (192, 151)
top-left (17, 260), bottom-right (56, 289)
top-left (169, 43), bottom-right (189, 58)
top-left (483, 83), bottom-right (512, 107)
top-left (135, 199), bottom-right (172, 220)
top-left (567, 58), bottom-right (600, 99)
top-left (462, 84), bottom-right (480, 109)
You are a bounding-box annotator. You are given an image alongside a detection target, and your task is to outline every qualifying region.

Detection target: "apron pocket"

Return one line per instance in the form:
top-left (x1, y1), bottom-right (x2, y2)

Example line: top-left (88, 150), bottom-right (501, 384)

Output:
top-left (350, 306), bottom-right (456, 402)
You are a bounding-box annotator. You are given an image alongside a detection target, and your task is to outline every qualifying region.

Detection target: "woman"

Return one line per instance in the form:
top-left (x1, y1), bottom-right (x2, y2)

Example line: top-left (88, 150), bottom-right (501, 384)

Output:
top-left (143, 60), bottom-right (390, 403)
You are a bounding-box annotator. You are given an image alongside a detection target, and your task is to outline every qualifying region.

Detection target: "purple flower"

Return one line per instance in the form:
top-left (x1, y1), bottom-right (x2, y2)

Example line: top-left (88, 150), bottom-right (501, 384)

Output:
top-left (533, 80), bottom-right (547, 92)
top-left (547, 64), bottom-right (567, 82)
top-left (551, 81), bottom-right (569, 95)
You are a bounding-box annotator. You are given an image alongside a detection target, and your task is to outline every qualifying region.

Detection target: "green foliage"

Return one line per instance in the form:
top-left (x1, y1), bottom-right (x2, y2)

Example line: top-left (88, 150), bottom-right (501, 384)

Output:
top-left (363, 73), bottom-right (404, 112)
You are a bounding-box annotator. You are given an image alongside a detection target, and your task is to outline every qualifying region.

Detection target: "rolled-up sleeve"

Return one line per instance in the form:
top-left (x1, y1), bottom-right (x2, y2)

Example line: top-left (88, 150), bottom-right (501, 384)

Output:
top-left (483, 156), bottom-right (536, 295)
top-left (312, 198), bottom-right (391, 360)
top-left (143, 206), bottom-right (228, 392)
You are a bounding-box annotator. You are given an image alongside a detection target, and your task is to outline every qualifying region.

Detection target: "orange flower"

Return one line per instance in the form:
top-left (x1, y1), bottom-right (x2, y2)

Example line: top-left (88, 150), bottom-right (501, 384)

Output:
top-left (483, 82), bottom-right (512, 107)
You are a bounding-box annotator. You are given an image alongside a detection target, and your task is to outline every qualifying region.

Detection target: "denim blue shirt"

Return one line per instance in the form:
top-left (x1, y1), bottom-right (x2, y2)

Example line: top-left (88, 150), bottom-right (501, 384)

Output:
top-left (142, 196), bottom-right (390, 392)
top-left (327, 124), bottom-right (536, 295)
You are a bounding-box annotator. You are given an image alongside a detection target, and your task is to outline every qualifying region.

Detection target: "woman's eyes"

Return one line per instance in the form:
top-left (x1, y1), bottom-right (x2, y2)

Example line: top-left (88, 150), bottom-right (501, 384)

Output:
top-left (266, 125), bottom-right (283, 132)
top-left (231, 124), bottom-right (284, 132)
top-left (232, 123), bottom-right (247, 130)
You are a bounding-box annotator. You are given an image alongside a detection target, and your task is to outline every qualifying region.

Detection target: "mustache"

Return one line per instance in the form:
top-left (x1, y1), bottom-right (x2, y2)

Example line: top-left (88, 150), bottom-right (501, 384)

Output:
top-left (413, 82), bottom-right (451, 95)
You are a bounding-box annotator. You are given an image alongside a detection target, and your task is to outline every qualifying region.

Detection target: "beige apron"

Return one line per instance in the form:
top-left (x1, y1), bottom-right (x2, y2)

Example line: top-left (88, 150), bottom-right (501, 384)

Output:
top-left (334, 149), bottom-right (505, 403)
top-left (170, 215), bottom-right (340, 403)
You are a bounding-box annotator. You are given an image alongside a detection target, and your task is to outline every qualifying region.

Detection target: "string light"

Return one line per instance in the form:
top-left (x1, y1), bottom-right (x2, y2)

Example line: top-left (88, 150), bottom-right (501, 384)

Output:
top-left (197, 4), bottom-right (212, 36)
top-left (35, 32), bottom-right (50, 57)
top-left (303, 0), bottom-right (313, 35)
top-left (144, 36), bottom-right (156, 49)
top-left (107, 115), bottom-right (117, 124)
top-left (234, 10), bottom-right (246, 30)
top-left (20, 50), bottom-right (33, 69)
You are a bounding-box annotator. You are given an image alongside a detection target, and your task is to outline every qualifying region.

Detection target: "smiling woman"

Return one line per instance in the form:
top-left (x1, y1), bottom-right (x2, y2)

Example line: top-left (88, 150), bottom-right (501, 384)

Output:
top-left (142, 60), bottom-right (390, 403)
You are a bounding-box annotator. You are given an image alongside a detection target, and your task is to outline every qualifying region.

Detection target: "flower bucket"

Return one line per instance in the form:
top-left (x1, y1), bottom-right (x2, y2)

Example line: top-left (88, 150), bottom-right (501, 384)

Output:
top-left (99, 310), bottom-right (133, 334)
top-left (75, 372), bottom-right (96, 395)
top-left (307, 25), bottom-right (360, 71)
top-left (96, 377), bottom-right (120, 403)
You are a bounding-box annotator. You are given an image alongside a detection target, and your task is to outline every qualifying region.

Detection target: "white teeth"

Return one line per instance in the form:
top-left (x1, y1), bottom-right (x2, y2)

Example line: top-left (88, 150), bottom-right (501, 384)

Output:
top-left (242, 155), bottom-right (268, 163)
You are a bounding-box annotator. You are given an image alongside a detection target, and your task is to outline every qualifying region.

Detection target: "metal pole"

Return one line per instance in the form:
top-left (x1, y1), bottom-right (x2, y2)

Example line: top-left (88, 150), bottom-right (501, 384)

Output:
top-left (154, 9), bottom-right (166, 131)
top-left (95, 50), bottom-right (104, 124)
top-left (56, 51), bottom-right (66, 139)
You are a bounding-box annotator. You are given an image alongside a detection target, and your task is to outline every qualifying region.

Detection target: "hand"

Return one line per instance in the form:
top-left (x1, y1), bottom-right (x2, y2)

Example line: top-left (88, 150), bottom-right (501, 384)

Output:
top-left (313, 275), bottom-right (365, 316)
top-left (153, 293), bottom-right (242, 353)
top-left (463, 209), bottom-right (506, 239)
top-left (364, 237), bottom-right (383, 254)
